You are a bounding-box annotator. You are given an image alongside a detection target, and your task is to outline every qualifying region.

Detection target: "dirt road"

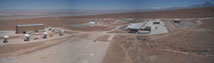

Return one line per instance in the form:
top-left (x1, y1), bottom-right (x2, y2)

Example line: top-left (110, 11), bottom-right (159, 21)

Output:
top-left (0, 37), bottom-right (111, 63)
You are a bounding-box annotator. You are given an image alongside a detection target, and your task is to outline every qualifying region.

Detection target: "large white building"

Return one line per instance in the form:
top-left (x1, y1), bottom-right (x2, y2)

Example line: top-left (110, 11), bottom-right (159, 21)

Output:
top-left (126, 19), bottom-right (168, 34)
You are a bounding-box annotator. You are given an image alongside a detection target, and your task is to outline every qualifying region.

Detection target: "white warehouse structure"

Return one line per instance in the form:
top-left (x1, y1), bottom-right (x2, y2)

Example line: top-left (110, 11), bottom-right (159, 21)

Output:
top-left (126, 19), bottom-right (169, 34)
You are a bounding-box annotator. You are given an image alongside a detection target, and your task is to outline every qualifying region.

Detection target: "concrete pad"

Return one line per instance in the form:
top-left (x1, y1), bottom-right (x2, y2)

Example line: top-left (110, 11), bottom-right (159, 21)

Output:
top-left (149, 21), bottom-right (169, 35)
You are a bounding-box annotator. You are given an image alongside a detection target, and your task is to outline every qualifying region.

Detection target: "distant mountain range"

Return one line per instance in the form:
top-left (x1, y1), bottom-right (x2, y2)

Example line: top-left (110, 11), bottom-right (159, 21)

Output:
top-left (166, 1), bottom-right (214, 10)
top-left (0, 1), bottom-right (213, 12)
top-left (190, 1), bottom-right (214, 8)
top-left (0, 1), bottom-right (213, 20)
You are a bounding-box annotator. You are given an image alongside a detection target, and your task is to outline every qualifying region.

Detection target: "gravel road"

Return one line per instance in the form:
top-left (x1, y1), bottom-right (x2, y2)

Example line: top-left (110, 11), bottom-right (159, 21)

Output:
top-left (0, 38), bottom-right (111, 63)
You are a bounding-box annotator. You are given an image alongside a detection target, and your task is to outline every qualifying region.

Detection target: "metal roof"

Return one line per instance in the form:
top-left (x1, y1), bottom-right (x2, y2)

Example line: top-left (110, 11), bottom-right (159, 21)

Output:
top-left (126, 22), bottom-right (144, 29)
top-left (126, 20), bottom-right (163, 30)
top-left (17, 24), bottom-right (44, 27)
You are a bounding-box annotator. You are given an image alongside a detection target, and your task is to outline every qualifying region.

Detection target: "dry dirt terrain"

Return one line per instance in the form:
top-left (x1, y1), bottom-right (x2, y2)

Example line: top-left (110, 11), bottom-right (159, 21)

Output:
top-left (74, 7), bottom-right (214, 18)
top-left (0, 17), bottom-right (119, 63)
top-left (0, 17), bottom-right (91, 30)
top-left (104, 19), bottom-right (214, 63)
top-left (0, 7), bottom-right (214, 63)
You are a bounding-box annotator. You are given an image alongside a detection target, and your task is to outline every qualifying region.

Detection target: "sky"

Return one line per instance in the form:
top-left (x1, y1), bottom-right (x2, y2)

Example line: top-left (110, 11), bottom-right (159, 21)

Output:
top-left (0, 0), bottom-right (213, 10)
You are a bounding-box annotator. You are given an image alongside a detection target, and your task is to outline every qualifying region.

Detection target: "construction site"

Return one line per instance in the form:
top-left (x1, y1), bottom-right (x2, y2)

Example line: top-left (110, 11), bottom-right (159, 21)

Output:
top-left (0, 1), bottom-right (214, 62)
top-left (0, 15), bottom-right (214, 63)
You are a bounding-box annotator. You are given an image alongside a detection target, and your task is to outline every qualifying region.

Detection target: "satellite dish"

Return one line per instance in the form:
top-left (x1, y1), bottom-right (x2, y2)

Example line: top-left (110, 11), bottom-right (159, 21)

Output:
top-left (4, 35), bottom-right (9, 38)
top-left (44, 32), bottom-right (48, 35)
top-left (25, 34), bottom-right (30, 37)
top-left (3, 35), bottom-right (9, 43)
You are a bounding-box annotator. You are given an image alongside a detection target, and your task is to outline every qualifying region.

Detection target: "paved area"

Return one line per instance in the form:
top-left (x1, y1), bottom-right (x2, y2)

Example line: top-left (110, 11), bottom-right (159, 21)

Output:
top-left (0, 38), bottom-right (111, 63)
top-left (149, 21), bottom-right (169, 35)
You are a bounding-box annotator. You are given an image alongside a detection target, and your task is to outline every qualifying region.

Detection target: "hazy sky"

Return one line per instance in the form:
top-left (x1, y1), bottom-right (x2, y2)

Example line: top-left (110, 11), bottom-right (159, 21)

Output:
top-left (0, 0), bottom-right (213, 10)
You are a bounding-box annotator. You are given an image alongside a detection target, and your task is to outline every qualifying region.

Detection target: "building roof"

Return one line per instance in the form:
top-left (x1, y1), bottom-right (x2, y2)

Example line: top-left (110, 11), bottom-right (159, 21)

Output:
top-left (126, 22), bottom-right (144, 29)
top-left (17, 24), bottom-right (44, 27)
top-left (126, 20), bottom-right (163, 30)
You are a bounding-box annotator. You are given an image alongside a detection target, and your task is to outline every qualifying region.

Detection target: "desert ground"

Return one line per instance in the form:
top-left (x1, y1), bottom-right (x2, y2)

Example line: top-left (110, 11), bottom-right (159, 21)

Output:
top-left (0, 7), bottom-right (214, 63)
